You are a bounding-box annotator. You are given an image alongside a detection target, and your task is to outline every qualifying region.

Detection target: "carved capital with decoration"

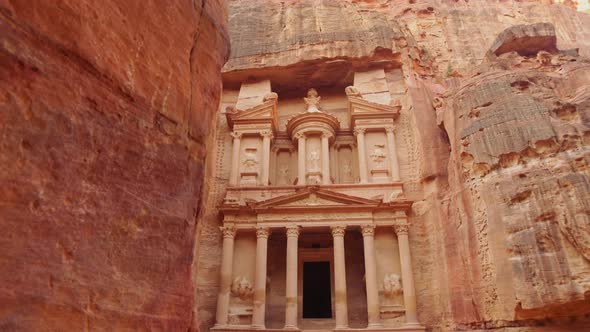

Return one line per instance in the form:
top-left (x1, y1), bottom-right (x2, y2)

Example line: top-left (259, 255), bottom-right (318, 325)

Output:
top-left (256, 227), bottom-right (270, 239)
top-left (286, 225), bottom-right (300, 238)
top-left (331, 225), bottom-right (346, 237)
top-left (353, 127), bottom-right (367, 136)
top-left (260, 130), bottom-right (274, 139)
top-left (360, 224), bottom-right (376, 237)
top-left (384, 125), bottom-right (396, 134)
top-left (230, 131), bottom-right (243, 140)
top-left (220, 226), bottom-right (236, 239)
top-left (393, 224), bottom-right (409, 236)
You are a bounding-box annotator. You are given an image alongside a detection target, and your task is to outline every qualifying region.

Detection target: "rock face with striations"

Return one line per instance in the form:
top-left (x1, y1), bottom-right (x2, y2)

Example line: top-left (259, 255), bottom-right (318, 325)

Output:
top-left (194, 1), bottom-right (590, 331)
top-left (0, 1), bottom-right (228, 331)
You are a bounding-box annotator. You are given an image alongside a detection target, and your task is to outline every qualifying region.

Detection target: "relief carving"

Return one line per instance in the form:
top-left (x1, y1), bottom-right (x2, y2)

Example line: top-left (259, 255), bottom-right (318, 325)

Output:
top-left (370, 144), bottom-right (387, 168)
top-left (382, 273), bottom-right (403, 298)
top-left (342, 159), bottom-right (354, 182)
top-left (231, 276), bottom-right (254, 299)
top-left (242, 148), bottom-right (258, 171)
top-left (304, 88), bottom-right (321, 112)
top-left (308, 148), bottom-right (321, 171)
top-left (278, 163), bottom-right (290, 185)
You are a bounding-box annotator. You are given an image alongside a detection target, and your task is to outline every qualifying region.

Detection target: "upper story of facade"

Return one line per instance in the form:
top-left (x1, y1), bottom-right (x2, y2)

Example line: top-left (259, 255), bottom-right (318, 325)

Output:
top-left (220, 68), bottom-right (409, 208)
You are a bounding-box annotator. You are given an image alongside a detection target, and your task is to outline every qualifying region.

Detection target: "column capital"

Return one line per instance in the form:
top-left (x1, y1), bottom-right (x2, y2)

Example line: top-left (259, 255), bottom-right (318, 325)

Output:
top-left (353, 127), bottom-right (367, 136)
top-left (331, 225), bottom-right (346, 237)
top-left (295, 132), bottom-right (306, 140)
top-left (231, 131), bottom-right (243, 139)
top-left (384, 125), bottom-right (396, 134)
top-left (256, 227), bottom-right (270, 239)
top-left (220, 226), bottom-right (236, 239)
top-left (286, 225), bottom-right (300, 238)
top-left (360, 224), bottom-right (376, 237)
top-left (260, 130), bottom-right (274, 139)
top-left (393, 224), bottom-right (409, 235)
top-left (321, 131), bottom-right (333, 139)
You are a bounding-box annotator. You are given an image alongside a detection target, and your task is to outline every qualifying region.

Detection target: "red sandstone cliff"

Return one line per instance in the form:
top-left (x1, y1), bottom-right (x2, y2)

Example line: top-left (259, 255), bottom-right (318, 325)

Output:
top-left (193, 1), bottom-right (590, 331)
top-left (0, 1), bottom-right (228, 330)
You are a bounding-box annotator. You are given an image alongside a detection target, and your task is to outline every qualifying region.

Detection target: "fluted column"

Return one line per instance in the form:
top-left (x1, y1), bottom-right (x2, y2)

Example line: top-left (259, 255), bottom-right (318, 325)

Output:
top-left (385, 126), bottom-right (400, 181)
top-left (394, 224), bottom-right (420, 326)
top-left (354, 127), bottom-right (368, 183)
top-left (284, 225), bottom-right (299, 329)
top-left (361, 225), bottom-right (382, 327)
top-left (215, 226), bottom-right (236, 327)
top-left (331, 226), bottom-right (349, 329)
top-left (261, 131), bottom-right (273, 186)
top-left (229, 132), bottom-right (242, 186)
top-left (252, 227), bottom-right (270, 329)
top-left (321, 132), bottom-right (331, 185)
top-left (297, 133), bottom-right (306, 185)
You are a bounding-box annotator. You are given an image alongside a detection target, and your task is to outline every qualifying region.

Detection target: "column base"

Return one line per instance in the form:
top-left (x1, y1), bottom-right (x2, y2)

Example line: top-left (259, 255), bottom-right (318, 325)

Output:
top-left (251, 324), bottom-right (266, 330)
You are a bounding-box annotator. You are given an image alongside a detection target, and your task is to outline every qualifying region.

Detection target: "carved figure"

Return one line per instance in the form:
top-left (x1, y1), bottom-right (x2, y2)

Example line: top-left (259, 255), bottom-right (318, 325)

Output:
top-left (231, 276), bottom-right (254, 299)
top-left (382, 273), bottom-right (403, 298)
top-left (304, 88), bottom-right (321, 112)
top-left (342, 159), bottom-right (353, 181)
top-left (278, 164), bottom-right (290, 185)
top-left (536, 50), bottom-right (553, 67)
top-left (242, 148), bottom-right (258, 170)
top-left (345, 86), bottom-right (362, 97)
top-left (308, 148), bottom-right (321, 171)
top-left (370, 144), bottom-right (387, 167)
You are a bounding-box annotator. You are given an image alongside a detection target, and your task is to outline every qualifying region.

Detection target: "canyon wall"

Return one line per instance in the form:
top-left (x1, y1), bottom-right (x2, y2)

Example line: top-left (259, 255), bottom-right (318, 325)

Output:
top-left (195, 1), bottom-right (590, 331)
top-left (0, 1), bottom-right (228, 330)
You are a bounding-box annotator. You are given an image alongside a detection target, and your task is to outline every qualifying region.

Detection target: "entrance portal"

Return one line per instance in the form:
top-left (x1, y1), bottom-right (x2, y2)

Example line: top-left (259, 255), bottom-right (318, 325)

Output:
top-left (302, 261), bottom-right (332, 319)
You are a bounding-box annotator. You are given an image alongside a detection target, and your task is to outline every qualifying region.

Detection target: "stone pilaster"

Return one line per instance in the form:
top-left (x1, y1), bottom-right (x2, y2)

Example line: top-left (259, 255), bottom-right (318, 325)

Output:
top-left (354, 127), bottom-right (368, 183)
top-left (385, 126), bottom-right (400, 182)
top-left (229, 132), bottom-right (242, 186)
top-left (215, 226), bottom-right (236, 327)
top-left (284, 225), bottom-right (300, 329)
top-left (361, 225), bottom-right (382, 327)
top-left (252, 227), bottom-right (270, 328)
top-left (321, 132), bottom-right (331, 185)
top-left (331, 226), bottom-right (349, 329)
top-left (296, 133), bottom-right (306, 185)
top-left (261, 130), bottom-right (273, 186)
top-left (394, 224), bottom-right (420, 327)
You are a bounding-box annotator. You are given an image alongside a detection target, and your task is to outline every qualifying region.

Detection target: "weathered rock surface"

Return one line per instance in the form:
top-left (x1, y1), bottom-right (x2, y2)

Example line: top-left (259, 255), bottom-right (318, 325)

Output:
top-left (194, 1), bottom-right (590, 331)
top-left (0, 1), bottom-right (228, 331)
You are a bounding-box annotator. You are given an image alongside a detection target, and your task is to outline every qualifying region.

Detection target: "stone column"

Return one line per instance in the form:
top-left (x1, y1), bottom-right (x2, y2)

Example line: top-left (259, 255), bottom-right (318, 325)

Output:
top-left (296, 133), bottom-right (306, 185)
top-left (385, 126), bottom-right (400, 181)
top-left (261, 131), bottom-right (273, 186)
top-left (321, 132), bottom-right (331, 185)
top-left (229, 132), bottom-right (242, 186)
top-left (354, 127), bottom-right (368, 183)
top-left (331, 226), bottom-right (349, 329)
top-left (284, 225), bottom-right (299, 329)
top-left (252, 227), bottom-right (270, 329)
top-left (361, 225), bottom-right (382, 327)
top-left (394, 224), bottom-right (420, 326)
top-left (215, 226), bottom-right (236, 327)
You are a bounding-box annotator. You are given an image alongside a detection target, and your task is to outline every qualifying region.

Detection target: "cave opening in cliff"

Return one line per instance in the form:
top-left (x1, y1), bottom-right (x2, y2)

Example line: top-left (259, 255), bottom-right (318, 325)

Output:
top-left (302, 261), bottom-right (333, 319)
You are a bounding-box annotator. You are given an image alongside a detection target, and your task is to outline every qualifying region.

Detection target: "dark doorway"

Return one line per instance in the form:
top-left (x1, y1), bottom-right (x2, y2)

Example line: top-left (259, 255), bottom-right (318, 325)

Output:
top-left (302, 261), bottom-right (332, 318)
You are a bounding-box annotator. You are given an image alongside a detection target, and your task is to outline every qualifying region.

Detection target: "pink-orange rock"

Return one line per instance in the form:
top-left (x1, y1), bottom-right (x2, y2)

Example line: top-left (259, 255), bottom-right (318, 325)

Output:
top-left (0, 1), bottom-right (228, 331)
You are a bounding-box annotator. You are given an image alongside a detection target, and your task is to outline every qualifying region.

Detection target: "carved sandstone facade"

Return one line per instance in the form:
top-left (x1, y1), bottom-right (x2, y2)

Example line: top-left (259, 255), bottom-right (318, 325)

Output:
top-left (212, 84), bottom-right (422, 332)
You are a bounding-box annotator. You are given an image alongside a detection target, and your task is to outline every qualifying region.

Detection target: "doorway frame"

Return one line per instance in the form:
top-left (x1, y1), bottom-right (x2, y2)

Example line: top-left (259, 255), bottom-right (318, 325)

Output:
top-left (298, 247), bottom-right (335, 327)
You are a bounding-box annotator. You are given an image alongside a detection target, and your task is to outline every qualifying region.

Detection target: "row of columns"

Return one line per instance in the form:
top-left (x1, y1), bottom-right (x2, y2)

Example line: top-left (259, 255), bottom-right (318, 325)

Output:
top-left (296, 132), bottom-right (332, 186)
top-left (353, 126), bottom-right (400, 183)
top-left (215, 224), bottom-right (420, 329)
top-left (229, 131), bottom-right (274, 186)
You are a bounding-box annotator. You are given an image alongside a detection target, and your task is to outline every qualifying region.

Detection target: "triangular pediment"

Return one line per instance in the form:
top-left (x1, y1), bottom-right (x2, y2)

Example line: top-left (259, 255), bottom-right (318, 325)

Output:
top-left (253, 187), bottom-right (379, 209)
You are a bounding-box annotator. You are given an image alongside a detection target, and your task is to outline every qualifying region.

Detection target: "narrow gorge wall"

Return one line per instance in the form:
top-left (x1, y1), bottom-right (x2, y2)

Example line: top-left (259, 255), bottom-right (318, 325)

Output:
top-left (195, 1), bottom-right (590, 331)
top-left (0, 1), bottom-right (228, 330)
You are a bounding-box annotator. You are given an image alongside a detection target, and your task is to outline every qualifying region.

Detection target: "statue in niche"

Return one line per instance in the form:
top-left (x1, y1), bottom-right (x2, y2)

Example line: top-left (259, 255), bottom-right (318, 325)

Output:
top-left (242, 148), bottom-right (258, 171)
top-left (304, 88), bottom-right (321, 112)
top-left (342, 159), bottom-right (353, 181)
top-left (278, 164), bottom-right (290, 185)
top-left (382, 273), bottom-right (403, 298)
top-left (231, 276), bottom-right (254, 300)
top-left (308, 148), bottom-right (321, 171)
top-left (370, 144), bottom-right (387, 168)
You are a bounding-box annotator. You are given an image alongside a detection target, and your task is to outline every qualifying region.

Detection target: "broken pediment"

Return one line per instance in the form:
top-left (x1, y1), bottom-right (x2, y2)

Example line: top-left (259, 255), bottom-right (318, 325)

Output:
top-left (346, 90), bottom-right (401, 128)
top-left (226, 93), bottom-right (279, 131)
